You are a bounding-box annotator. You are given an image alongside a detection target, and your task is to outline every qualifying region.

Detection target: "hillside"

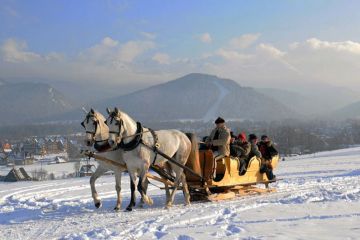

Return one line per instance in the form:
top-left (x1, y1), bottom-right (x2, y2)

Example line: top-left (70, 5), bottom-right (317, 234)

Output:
top-left (332, 101), bottom-right (360, 119)
top-left (1, 147), bottom-right (360, 239)
top-left (0, 82), bottom-right (75, 125)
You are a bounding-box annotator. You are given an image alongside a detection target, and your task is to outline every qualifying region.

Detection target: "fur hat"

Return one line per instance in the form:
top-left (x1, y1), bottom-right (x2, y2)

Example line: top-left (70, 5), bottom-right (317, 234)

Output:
top-left (261, 135), bottom-right (269, 141)
top-left (248, 134), bottom-right (258, 141)
top-left (215, 117), bottom-right (225, 124)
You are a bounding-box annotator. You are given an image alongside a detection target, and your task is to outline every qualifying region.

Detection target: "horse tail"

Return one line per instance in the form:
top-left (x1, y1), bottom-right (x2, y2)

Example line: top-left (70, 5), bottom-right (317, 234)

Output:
top-left (185, 133), bottom-right (202, 181)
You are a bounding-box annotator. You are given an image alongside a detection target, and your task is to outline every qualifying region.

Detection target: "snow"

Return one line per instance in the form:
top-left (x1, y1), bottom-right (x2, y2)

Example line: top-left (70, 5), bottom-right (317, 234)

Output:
top-left (202, 80), bottom-right (230, 122)
top-left (1, 147), bottom-right (360, 239)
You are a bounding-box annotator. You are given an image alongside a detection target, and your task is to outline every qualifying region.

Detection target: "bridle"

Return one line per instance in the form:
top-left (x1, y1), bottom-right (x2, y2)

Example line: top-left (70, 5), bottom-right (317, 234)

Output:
top-left (81, 114), bottom-right (99, 141)
top-left (106, 112), bottom-right (124, 138)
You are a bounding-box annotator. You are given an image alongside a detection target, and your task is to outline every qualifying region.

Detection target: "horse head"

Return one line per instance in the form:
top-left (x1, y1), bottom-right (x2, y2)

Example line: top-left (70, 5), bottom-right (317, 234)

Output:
top-left (105, 107), bottom-right (125, 147)
top-left (81, 108), bottom-right (109, 146)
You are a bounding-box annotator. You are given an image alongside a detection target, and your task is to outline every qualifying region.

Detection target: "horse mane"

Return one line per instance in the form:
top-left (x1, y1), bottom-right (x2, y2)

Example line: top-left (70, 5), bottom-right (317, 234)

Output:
top-left (94, 111), bottom-right (109, 140)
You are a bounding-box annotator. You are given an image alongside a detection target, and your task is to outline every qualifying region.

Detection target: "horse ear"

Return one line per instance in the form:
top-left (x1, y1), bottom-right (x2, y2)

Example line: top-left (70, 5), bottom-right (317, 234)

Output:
top-left (90, 108), bottom-right (95, 114)
top-left (114, 107), bottom-right (119, 113)
top-left (106, 107), bottom-right (111, 114)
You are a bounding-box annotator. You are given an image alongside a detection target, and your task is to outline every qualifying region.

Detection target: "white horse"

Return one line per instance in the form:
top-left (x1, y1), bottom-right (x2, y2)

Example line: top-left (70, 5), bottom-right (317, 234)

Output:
top-left (106, 107), bottom-right (194, 208)
top-left (81, 109), bottom-right (148, 211)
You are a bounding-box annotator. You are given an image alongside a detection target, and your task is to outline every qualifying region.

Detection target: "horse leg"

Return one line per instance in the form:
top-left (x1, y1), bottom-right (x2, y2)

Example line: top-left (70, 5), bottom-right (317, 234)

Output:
top-left (166, 173), bottom-right (181, 209)
top-left (164, 163), bottom-right (172, 206)
top-left (137, 177), bottom-right (149, 208)
top-left (114, 170), bottom-right (122, 211)
top-left (180, 172), bottom-right (191, 205)
top-left (138, 172), bottom-right (153, 206)
top-left (164, 184), bottom-right (171, 206)
top-left (126, 174), bottom-right (136, 211)
top-left (90, 165), bottom-right (107, 209)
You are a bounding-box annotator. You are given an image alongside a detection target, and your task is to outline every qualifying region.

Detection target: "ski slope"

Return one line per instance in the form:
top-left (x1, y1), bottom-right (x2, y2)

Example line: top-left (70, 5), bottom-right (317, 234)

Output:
top-left (1, 147), bottom-right (360, 239)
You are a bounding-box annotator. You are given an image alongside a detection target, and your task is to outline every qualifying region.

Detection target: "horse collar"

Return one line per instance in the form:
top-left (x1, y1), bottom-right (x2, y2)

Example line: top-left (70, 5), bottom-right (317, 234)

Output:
top-left (94, 140), bottom-right (112, 152)
top-left (117, 122), bottom-right (143, 151)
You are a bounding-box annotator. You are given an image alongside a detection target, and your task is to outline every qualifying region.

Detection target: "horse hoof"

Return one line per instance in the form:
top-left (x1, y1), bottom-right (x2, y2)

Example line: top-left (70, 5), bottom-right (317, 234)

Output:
top-left (126, 206), bottom-right (133, 211)
top-left (114, 207), bottom-right (120, 211)
top-left (95, 202), bottom-right (102, 209)
top-left (147, 197), bottom-right (154, 206)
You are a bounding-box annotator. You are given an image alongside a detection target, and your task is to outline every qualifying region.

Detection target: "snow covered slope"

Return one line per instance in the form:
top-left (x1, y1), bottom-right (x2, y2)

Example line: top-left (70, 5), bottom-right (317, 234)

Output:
top-left (1, 147), bottom-right (360, 239)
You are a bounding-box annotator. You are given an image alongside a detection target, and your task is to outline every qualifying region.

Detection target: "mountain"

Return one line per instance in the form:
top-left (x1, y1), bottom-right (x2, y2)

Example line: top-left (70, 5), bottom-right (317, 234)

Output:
top-left (0, 82), bottom-right (75, 125)
top-left (256, 86), bottom-right (360, 117)
top-left (331, 101), bottom-right (360, 119)
top-left (94, 73), bottom-right (296, 122)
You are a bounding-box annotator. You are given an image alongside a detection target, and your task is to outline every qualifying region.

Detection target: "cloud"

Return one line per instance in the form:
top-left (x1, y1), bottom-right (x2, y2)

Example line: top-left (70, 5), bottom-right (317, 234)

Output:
top-left (215, 48), bottom-right (253, 61)
top-left (152, 53), bottom-right (170, 64)
top-left (1, 39), bottom-right (41, 63)
top-left (198, 33), bottom-right (212, 43)
top-left (229, 33), bottom-right (260, 49)
top-left (306, 38), bottom-right (360, 55)
top-left (79, 37), bottom-right (155, 64)
top-left (2, 35), bottom-right (360, 94)
top-left (102, 37), bottom-right (119, 47)
top-left (257, 43), bottom-right (286, 58)
top-left (117, 40), bottom-right (155, 63)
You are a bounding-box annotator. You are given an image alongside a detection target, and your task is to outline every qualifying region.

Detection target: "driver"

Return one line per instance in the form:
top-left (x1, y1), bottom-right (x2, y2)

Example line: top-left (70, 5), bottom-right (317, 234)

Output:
top-left (205, 117), bottom-right (231, 161)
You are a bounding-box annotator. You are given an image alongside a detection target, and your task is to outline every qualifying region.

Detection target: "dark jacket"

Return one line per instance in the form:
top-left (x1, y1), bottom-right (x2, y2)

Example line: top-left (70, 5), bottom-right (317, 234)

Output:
top-left (258, 141), bottom-right (278, 160)
top-left (249, 141), bottom-right (262, 159)
top-left (231, 140), bottom-right (251, 159)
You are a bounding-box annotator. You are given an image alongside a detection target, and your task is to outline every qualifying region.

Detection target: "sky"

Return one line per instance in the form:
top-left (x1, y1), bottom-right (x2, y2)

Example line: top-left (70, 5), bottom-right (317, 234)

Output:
top-left (1, 0), bottom-right (360, 94)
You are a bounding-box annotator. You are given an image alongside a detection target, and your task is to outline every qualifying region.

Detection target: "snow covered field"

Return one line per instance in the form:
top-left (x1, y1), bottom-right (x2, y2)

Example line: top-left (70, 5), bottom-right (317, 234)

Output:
top-left (1, 147), bottom-right (360, 239)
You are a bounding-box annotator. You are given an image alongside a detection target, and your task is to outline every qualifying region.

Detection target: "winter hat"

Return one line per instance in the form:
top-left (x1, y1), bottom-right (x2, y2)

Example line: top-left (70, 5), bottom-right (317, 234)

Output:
top-left (248, 134), bottom-right (258, 141)
top-left (261, 135), bottom-right (269, 141)
top-left (238, 132), bottom-right (247, 141)
top-left (215, 117), bottom-right (225, 124)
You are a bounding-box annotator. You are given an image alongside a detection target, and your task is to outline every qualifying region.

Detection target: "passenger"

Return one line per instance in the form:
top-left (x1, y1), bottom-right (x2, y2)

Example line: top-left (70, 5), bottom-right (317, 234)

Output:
top-left (205, 117), bottom-right (231, 161)
top-left (229, 131), bottom-right (238, 157)
top-left (258, 135), bottom-right (278, 160)
top-left (257, 135), bottom-right (277, 181)
top-left (248, 134), bottom-right (262, 159)
top-left (231, 132), bottom-right (251, 175)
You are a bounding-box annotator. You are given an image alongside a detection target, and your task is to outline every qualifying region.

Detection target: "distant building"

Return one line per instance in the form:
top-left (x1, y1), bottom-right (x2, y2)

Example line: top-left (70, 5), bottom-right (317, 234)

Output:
top-left (3, 168), bottom-right (32, 182)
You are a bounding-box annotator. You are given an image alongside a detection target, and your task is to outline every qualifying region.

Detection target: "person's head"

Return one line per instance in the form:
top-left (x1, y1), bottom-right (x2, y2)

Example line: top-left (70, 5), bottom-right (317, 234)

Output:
top-left (238, 132), bottom-right (247, 143)
top-left (230, 131), bottom-right (236, 143)
top-left (214, 117), bottom-right (225, 127)
top-left (261, 135), bottom-right (269, 143)
top-left (248, 134), bottom-right (258, 143)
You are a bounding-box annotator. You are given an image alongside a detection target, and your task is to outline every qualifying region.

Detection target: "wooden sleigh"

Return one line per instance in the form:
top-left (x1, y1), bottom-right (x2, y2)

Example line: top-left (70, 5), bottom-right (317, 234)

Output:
top-left (185, 148), bottom-right (279, 201)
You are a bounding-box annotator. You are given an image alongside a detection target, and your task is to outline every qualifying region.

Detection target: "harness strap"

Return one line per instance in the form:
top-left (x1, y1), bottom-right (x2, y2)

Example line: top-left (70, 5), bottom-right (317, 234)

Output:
top-left (115, 122), bottom-right (143, 151)
top-left (148, 128), bottom-right (159, 166)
